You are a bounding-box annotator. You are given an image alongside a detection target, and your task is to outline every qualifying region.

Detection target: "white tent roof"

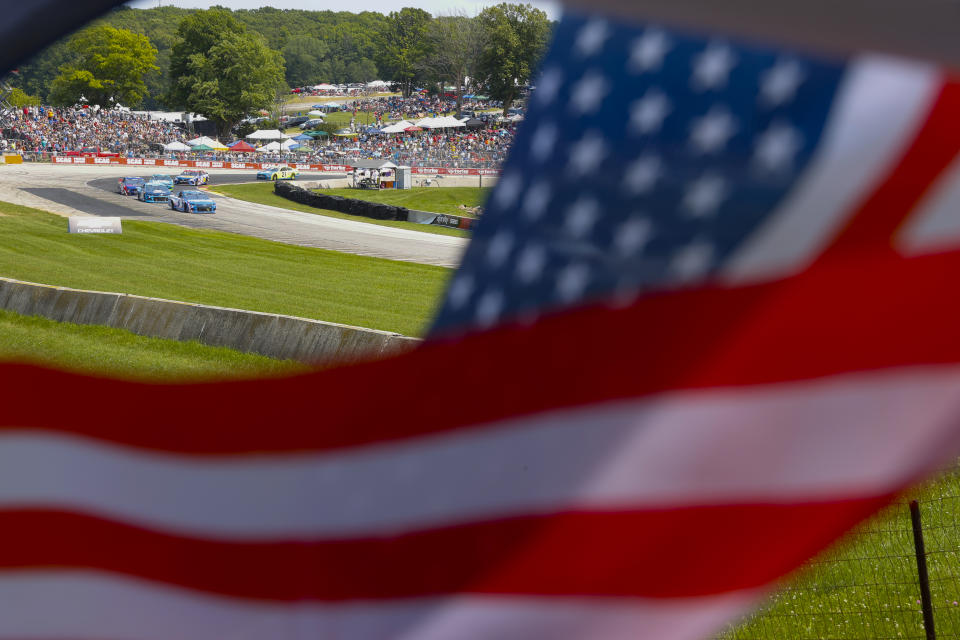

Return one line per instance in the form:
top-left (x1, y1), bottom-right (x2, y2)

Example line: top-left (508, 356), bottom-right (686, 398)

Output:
top-left (366, 80), bottom-right (390, 88)
top-left (415, 117), bottom-right (441, 128)
top-left (313, 83), bottom-right (336, 90)
top-left (246, 129), bottom-right (290, 140)
top-left (437, 116), bottom-right (466, 128)
top-left (380, 120), bottom-right (415, 134)
top-left (257, 141), bottom-right (283, 152)
top-left (163, 141), bottom-right (190, 151)
top-left (307, 110), bottom-right (325, 117)
top-left (186, 136), bottom-right (218, 146)
top-left (281, 138), bottom-right (298, 149)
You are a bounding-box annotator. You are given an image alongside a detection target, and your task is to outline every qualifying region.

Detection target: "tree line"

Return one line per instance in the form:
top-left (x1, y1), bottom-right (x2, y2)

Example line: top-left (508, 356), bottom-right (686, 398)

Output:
top-left (6, 4), bottom-right (552, 137)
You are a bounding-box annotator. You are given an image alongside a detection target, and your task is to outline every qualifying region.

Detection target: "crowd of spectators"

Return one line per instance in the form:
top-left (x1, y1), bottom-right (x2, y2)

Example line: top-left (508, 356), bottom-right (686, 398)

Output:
top-left (0, 105), bottom-right (181, 155)
top-left (0, 98), bottom-right (519, 170)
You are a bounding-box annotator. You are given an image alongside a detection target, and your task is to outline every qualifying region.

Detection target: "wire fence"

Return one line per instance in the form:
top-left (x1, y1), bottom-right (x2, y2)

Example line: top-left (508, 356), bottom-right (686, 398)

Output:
top-left (719, 466), bottom-right (960, 639)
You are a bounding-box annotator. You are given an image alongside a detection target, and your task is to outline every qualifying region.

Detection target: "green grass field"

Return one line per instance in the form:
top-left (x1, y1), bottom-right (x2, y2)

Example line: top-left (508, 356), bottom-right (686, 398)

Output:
top-left (209, 183), bottom-right (471, 238)
top-left (0, 200), bottom-right (449, 336)
top-left (0, 309), bottom-right (305, 381)
top-left (721, 468), bottom-right (960, 639)
top-left (315, 187), bottom-right (490, 216)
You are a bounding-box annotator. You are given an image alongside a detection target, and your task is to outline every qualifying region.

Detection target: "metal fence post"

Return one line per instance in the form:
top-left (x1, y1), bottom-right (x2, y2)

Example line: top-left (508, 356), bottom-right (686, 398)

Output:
top-left (910, 499), bottom-right (937, 640)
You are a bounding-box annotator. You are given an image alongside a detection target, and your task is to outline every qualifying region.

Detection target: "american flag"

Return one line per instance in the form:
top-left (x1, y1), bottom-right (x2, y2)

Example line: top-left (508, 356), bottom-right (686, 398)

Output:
top-left (6, 7), bottom-right (960, 640)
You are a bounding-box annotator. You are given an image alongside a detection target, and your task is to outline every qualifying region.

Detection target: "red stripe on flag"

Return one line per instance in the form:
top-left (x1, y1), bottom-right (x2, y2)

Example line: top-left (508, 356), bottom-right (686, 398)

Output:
top-left (4, 248), bottom-right (960, 454)
top-left (0, 498), bottom-right (888, 600)
top-left (821, 80), bottom-right (960, 260)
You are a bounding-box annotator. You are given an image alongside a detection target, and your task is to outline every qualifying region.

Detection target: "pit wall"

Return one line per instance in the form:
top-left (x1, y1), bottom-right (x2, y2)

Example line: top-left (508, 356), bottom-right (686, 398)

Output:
top-left (0, 277), bottom-right (420, 365)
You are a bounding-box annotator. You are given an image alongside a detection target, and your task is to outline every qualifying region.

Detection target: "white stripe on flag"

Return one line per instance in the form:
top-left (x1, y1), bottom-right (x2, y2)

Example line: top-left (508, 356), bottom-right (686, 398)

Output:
top-left (0, 571), bottom-right (760, 640)
top-left (4, 365), bottom-right (960, 539)
top-left (723, 55), bottom-right (939, 283)
top-left (899, 152), bottom-right (960, 255)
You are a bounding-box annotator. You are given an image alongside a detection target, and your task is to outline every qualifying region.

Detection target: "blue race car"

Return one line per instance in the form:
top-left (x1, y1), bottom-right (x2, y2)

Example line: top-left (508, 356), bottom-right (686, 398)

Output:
top-left (169, 190), bottom-right (216, 213)
top-left (150, 174), bottom-right (175, 190)
top-left (137, 181), bottom-right (171, 203)
top-left (116, 177), bottom-right (145, 195)
top-left (174, 169), bottom-right (209, 186)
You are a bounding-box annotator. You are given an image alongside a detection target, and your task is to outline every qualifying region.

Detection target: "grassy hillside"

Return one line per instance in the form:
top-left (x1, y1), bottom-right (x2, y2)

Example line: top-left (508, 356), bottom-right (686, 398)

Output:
top-left (316, 187), bottom-right (490, 216)
top-left (0, 309), bottom-right (305, 381)
top-left (0, 200), bottom-right (449, 336)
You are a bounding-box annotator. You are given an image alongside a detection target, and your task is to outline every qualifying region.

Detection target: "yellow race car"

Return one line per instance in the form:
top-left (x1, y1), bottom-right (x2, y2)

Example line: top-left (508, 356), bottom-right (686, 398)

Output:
top-left (257, 165), bottom-right (299, 181)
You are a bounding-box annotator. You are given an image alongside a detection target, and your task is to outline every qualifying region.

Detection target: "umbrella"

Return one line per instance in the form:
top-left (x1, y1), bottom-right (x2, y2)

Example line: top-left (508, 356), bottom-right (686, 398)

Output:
top-left (191, 144), bottom-right (213, 151)
top-left (163, 141), bottom-right (190, 151)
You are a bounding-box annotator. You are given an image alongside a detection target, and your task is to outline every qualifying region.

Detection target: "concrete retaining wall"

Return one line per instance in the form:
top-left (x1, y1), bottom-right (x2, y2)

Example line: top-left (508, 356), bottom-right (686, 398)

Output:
top-left (0, 277), bottom-right (420, 365)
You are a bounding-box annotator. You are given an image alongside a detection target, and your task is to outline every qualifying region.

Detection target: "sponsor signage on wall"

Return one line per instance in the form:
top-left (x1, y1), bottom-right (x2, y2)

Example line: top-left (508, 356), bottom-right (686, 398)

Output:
top-left (68, 217), bottom-right (122, 234)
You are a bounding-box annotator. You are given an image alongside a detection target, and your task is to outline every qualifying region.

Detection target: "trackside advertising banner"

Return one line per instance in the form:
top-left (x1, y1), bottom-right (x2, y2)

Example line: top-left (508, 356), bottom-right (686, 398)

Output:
top-left (49, 156), bottom-right (501, 176)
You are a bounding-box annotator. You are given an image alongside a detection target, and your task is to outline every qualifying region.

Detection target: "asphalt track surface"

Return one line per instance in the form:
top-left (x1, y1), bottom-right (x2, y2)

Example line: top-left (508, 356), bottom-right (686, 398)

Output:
top-left (1, 164), bottom-right (466, 268)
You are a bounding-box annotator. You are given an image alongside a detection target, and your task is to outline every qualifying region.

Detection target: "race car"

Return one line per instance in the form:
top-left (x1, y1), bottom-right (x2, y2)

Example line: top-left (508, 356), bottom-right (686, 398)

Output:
top-left (116, 177), bottom-right (145, 195)
top-left (150, 174), bottom-right (175, 190)
top-left (173, 169), bottom-right (209, 186)
top-left (169, 190), bottom-right (216, 214)
top-left (256, 165), bottom-right (298, 181)
top-left (137, 181), bottom-right (172, 203)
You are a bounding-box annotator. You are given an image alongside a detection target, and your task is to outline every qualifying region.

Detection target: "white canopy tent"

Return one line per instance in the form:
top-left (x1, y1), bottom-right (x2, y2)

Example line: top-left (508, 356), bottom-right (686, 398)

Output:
top-left (436, 115), bottom-right (466, 128)
top-left (313, 83), bottom-right (337, 91)
top-left (307, 110), bottom-right (326, 117)
top-left (185, 136), bottom-right (219, 147)
top-left (163, 141), bottom-right (190, 151)
top-left (256, 141), bottom-right (283, 152)
top-left (380, 120), bottom-right (415, 134)
top-left (280, 138), bottom-right (299, 150)
top-left (246, 129), bottom-right (290, 140)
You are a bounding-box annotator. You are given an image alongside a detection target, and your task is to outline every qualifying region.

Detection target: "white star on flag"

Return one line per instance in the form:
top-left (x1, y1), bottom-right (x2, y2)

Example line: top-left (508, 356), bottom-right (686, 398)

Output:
top-left (615, 217), bottom-right (653, 255)
top-left (523, 180), bottom-right (552, 220)
top-left (623, 155), bottom-right (662, 194)
top-left (447, 274), bottom-right (474, 309)
top-left (630, 89), bottom-right (671, 134)
top-left (530, 122), bottom-right (558, 162)
top-left (691, 43), bottom-right (737, 91)
top-left (494, 173), bottom-right (523, 208)
top-left (760, 59), bottom-right (805, 106)
top-left (475, 289), bottom-right (505, 327)
top-left (565, 198), bottom-right (600, 237)
top-left (515, 244), bottom-right (547, 283)
top-left (486, 232), bottom-right (515, 267)
top-left (754, 122), bottom-right (803, 172)
top-left (556, 262), bottom-right (591, 302)
top-left (575, 19), bottom-right (609, 57)
top-left (629, 29), bottom-right (671, 73)
top-left (569, 71), bottom-right (610, 115)
top-left (536, 67), bottom-right (565, 106)
top-left (567, 132), bottom-right (608, 176)
top-left (682, 173), bottom-right (729, 216)
top-left (689, 106), bottom-right (738, 154)
top-left (670, 240), bottom-right (715, 282)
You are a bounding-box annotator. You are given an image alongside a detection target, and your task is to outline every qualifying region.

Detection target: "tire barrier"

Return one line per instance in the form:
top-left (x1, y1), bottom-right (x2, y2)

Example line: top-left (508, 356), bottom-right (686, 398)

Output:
top-left (0, 276), bottom-right (420, 366)
top-left (274, 181), bottom-right (410, 221)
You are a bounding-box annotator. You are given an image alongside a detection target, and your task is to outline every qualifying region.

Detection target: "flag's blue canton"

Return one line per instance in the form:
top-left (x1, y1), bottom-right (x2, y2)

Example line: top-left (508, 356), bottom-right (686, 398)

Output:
top-left (430, 13), bottom-right (845, 336)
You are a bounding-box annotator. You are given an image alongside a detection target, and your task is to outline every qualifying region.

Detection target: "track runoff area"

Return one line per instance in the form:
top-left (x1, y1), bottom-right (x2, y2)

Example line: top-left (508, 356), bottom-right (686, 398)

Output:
top-left (8, 162), bottom-right (468, 268)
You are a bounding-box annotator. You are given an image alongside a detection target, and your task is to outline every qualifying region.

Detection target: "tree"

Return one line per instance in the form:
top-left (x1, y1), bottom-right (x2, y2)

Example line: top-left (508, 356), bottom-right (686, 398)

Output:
top-left (167, 9), bottom-right (286, 139)
top-left (423, 13), bottom-right (485, 113)
top-left (49, 25), bottom-right (158, 108)
top-left (376, 7), bottom-right (432, 98)
top-left (475, 3), bottom-right (551, 113)
top-left (282, 35), bottom-right (329, 87)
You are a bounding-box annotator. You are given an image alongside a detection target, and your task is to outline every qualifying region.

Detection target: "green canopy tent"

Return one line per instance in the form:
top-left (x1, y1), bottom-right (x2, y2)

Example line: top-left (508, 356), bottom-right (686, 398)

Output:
top-left (191, 144), bottom-right (213, 151)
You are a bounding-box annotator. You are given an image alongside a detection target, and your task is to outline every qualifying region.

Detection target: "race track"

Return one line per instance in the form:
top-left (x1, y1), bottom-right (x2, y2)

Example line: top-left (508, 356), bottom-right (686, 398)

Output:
top-left (0, 163), bottom-right (467, 268)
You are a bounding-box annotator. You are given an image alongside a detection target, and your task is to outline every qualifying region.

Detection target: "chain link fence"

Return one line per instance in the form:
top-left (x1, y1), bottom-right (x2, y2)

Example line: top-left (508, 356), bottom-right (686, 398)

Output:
top-left (719, 467), bottom-right (960, 639)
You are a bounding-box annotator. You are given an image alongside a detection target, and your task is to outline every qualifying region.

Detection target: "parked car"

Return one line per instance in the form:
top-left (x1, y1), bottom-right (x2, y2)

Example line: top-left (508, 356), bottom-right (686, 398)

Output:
top-left (169, 190), bottom-right (216, 213)
top-left (174, 169), bottom-right (209, 186)
top-left (137, 181), bottom-right (171, 203)
top-left (285, 116), bottom-right (310, 127)
top-left (257, 165), bottom-right (298, 181)
top-left (299, 118), bottom-right (325, 129)
top-left (116, 176), bottom-right (144, 195)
